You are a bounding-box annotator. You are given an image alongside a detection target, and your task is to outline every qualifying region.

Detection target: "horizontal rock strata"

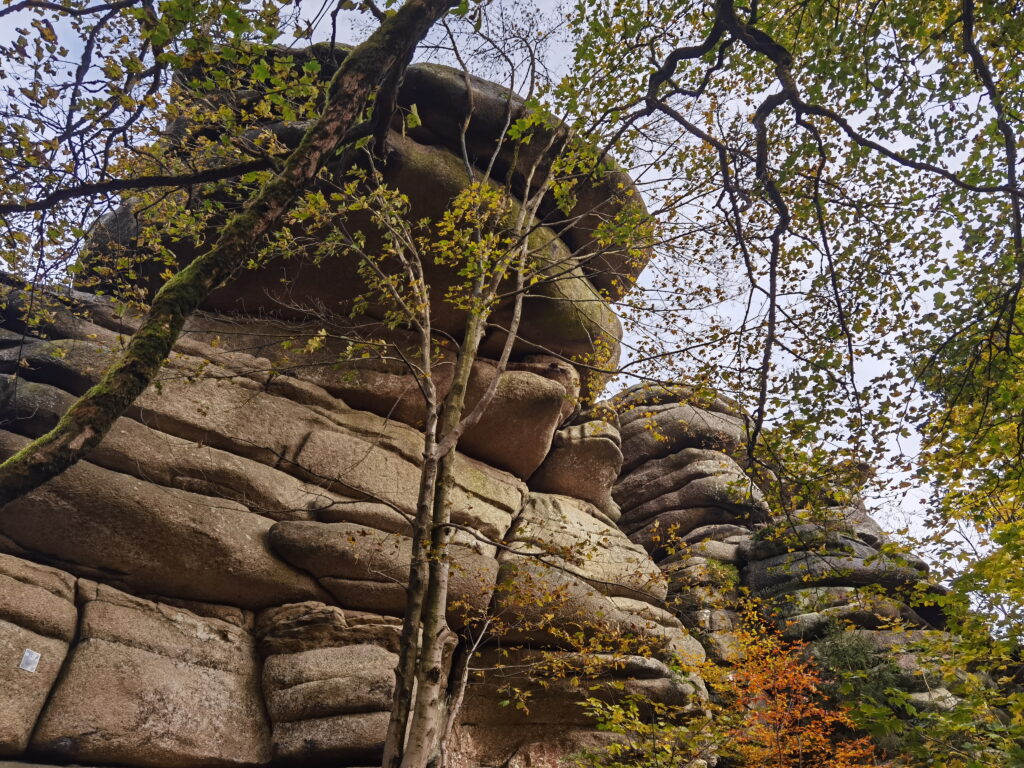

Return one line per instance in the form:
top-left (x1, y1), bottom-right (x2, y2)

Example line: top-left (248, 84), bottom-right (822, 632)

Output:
top-left (0, 53), bottom-right (959, 768)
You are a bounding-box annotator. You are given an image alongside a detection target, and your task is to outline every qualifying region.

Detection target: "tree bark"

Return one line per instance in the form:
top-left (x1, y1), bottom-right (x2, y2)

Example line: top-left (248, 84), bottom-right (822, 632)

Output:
top-left (382, 417), bottom-right (440, 768)
top-left (0, 0), bottom-right (455, 506)
top-left (400, 309), bottom-right (487, 768)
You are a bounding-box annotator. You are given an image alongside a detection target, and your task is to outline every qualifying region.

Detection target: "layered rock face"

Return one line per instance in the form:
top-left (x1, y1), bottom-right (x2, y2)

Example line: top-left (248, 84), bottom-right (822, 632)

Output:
top-left (611, 383), bottom-right (952, 701)
top-left (0, 53), bottom-right (692, 768)
top-left (1, 284), bottom-right (699, 767)
top-left (85, 46), bottom-right (650, 405)
top-left (0, 54), bottom-right (949, 768)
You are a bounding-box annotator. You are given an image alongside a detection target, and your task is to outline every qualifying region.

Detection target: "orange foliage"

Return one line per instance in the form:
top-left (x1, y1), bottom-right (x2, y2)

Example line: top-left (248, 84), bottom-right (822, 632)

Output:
top-left (724, 624), bottom-right (883, 768)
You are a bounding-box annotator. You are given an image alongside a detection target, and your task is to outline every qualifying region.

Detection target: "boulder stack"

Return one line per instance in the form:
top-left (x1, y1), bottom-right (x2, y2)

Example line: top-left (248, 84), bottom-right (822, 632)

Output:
top-left (0, 53), bottom-right (955, 768)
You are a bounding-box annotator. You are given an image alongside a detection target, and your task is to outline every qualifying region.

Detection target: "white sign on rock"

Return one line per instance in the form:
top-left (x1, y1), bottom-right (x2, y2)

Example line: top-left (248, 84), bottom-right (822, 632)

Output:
top-left (19, 648), bottom-right (40, 673)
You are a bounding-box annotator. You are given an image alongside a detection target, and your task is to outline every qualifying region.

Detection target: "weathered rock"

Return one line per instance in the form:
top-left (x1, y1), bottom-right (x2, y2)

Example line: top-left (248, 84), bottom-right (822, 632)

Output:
top-left (772, 585), bottom-right (942, 634)
top-left (263, 644), bottom-right (396, 722)
top-left (48, 298), bottom-right (342, 411)
top-left (32, 582), bottom-right (270, 768)
top-left (750, 504), bottom-right (888, 550)
top-left (453, 723), bottom-right (640, 768)
top-left (86, 204), bottom-right (140, 256)
top-left (457, 364), bottom-right (573, 479)
top-left (612, 381), bottom-right (746, 419)
top-left (845, 628), bottom-right (940, 652)
top-left (740, 524), bottom-right (881, 563)
top-left (511, 355), bottom-right (581, 423)
top-left (0, 554), bottom-right (76, 757)
top-left (619, 473), bottom-right (769, 532)
top-left (628, 507), bottom-right (742, 549)
top-left (815, 504), bottom-right (888, 548)
top-left (529, 421), bottom-right (623, 520)
top-left (487, 649), bottom-right (678, 681)
top-left (99, 132), bottom-right (623, 372)
top-left (313, 495), bottom-right (412, 530)
top-left (610, 596), bottom-right (705, 663)
top-left (269, 521), bottom-right (499, 626)
top-left (663, 556), bottom-right (740, 591)
top-left (742, 551), bottom-right (925, 597)
top-left (0, 328), bottom-right (26, 348)
top-left (0, 431), bottom-right (327, 610)
top-left (489, 731), bottom-right (625, 768)
top-left (670, 584), bottom-right (740, 617)
top-left (774, 580), bottom-right (934, 639)
top-left (1, 378), bottom-right (333, 521)
top-left (691, 608), bottom-right (741, 634)
top-left (154, 598), bottom-right (253, 629)
top-left (680, 523), bottom-right (752, 545)
top-left (270, 711), bottom-right (389, 766)
top-left (688, 539), bottom-right (741, 565)
top-left (131, 366), bottom-right (526, 542)
top-left (2, 323), bottom-right (527, 542)
top-left (255, 602), bottom-right (403, 656)
top-left (152, 53), bottom-right (652, 306)
top-left (176, 317), bottom-right (577, 481)
top-left (0, 553), bottom-right (77, 643)
top-left (317, 579), bottom-right (409, 618)
top-left (697, 630), bottom-right (744, 664)
top-left (492, 558), bottom-right (664, 652)
top-left (771, 586), bottom-right (865, 617)
top-left (907, 688), bottom-right (958, 712)
top-left (884, 652), bottom-right (955, 694)
top-left (478, 259), bottom-right (622, 391)
top-left (614, 448), bottom-right (738, 510)
top-left (0, 336), bottom-right (118, 396)
top-left (463, 678), bottom-right (607, 728)
top-left (505, 493), bottom-right (665, 603)
top-left (778, 599), bottom-right (928, 640)
top-left (619, 404), bottom-right (746, 473)
top-left (397, 63), bottom-right (653, 301)
top-left (463, 650), bottom-right (706, 727)
top-left (304, 354), bottom-right (572, 480)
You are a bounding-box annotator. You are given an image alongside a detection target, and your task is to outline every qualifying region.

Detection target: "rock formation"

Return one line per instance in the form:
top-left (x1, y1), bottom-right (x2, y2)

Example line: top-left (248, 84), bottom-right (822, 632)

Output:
top-left (0, 50), bottom-right (953, 768)
top-left (609, 383), bottom-right (950, 689)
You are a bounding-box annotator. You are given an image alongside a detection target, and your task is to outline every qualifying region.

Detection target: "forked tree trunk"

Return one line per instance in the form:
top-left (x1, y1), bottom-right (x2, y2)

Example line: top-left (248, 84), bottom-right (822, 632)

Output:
top-left (382, 410), bottom-right (442, 768)
top-left (389, 308), bottom-right (488, 768)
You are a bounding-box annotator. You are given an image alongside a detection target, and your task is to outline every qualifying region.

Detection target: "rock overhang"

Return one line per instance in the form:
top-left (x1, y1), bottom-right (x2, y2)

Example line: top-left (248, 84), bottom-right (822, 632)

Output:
top-left (82, 47), bottom-right (655, 401)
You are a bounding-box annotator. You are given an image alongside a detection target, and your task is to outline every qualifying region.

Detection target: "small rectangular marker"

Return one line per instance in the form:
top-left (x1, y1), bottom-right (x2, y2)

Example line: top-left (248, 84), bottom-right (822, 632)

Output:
top-left (19, 649), bottom-right (40, 673)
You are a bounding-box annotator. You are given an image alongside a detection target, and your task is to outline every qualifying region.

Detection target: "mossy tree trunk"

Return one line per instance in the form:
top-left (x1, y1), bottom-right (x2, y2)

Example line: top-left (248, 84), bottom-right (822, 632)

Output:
top-left (0, 0), bottom-right (455, 506)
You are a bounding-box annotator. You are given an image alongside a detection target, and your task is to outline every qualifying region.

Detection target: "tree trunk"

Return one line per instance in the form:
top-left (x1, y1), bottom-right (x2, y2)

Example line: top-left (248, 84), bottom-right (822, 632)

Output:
top-left (382, 417), bottom-right (440, 768)
top-left (436, 635), bottom-right (475, 768)
top-left (399, 310), bottom-right (487, 768)
top-left (400, 449), bottom-right (458, 768)
top-left (0, 0), bottom-right (455, 507)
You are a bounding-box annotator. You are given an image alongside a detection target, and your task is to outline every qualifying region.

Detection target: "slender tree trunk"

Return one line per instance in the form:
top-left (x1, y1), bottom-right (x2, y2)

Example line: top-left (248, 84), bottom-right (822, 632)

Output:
top-left (0, 0), bottom-right (454, 506)
top-left (436, 632), bottom-right (476, 768)
top-left (400, 310), bottom-right (487, 768)
top-left (382, 411), bottom-right (439, 767)
top-left (400, 450), bottom-right (458, 768)
top-left (398, 198), bottom-right (535, 766)
top-left (382, 237), bottom-right (439, 767)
